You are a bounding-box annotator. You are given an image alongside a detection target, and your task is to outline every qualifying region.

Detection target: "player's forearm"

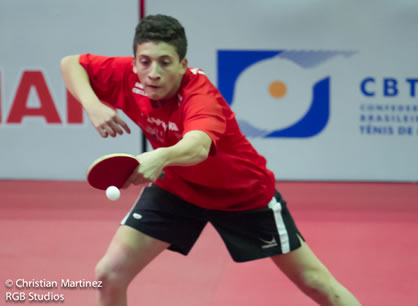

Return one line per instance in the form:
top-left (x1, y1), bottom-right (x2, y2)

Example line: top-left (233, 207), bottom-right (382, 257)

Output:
top-left (60, 55), bottom-right (101, 109)
top-left (158, 131), bottom-right (211, 167)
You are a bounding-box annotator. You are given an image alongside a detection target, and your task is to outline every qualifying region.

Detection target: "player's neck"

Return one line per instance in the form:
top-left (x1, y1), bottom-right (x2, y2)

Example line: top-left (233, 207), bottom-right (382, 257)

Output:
top-left (150, 96), bottom-right (176, 108)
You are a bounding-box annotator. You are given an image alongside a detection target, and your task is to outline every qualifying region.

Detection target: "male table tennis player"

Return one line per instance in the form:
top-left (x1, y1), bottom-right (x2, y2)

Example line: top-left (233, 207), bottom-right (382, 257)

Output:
top-left (61, 14), bottom-right (360, 306)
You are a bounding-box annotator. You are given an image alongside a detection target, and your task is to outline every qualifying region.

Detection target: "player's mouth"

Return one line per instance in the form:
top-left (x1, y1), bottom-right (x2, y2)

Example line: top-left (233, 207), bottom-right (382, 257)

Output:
top-left (145, 85), bottom-right (165, 100)
top-left (146, 84), bottom-right (162, 90)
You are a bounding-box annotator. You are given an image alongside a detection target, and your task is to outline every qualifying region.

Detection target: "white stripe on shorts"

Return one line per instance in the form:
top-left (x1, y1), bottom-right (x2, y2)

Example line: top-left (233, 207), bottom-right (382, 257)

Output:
top-left (268, 196), bottom-right (290, 253)
top-left (120, 201), bottom-right (136, 225)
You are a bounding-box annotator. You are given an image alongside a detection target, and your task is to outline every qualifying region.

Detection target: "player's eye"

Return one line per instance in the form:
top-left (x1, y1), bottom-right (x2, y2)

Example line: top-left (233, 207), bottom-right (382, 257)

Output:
top-left (160, 59), bottom-right (171, 67)
top-left (138, 58), bottom-right (150, 66)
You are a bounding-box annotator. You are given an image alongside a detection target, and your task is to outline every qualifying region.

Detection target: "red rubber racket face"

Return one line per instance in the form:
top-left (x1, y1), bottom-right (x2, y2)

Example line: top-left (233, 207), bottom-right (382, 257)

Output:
top-left (86, 154), bottom-right (139, 190)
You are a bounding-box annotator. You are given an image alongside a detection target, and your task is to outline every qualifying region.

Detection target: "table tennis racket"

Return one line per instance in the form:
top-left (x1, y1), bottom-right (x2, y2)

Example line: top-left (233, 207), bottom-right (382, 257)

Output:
top-left (87, 153), bottom-right (139, 190)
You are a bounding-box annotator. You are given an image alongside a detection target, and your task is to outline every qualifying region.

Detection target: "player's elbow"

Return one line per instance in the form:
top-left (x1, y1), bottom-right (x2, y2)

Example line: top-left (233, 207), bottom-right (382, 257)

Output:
top-left (60, 55), bottom-right (79, 74)
top-left (60, 56), bottom-right (70, 72)
top-left (187, 131), bottom-right (211, 164)
top-left (180, 142), bottom-right (210, 166)
top-left (195, 144), bottom-right (210, 163)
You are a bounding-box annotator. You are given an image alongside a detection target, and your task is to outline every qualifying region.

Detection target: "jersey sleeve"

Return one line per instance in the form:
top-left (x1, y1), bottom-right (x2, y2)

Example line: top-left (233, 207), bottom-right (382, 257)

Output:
top-left (182, 95), bottom-right (227, 154)
top-left (79, 54), bottom-right (131, 105)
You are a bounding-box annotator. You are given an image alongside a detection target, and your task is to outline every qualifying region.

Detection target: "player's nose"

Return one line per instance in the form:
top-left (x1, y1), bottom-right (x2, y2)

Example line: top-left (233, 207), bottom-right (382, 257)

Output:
top-left (148, 62), bottom-right (161, 80)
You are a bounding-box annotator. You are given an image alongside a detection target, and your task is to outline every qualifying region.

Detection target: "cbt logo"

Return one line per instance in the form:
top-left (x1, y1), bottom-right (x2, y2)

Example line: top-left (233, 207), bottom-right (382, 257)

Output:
top-left (217, 50), bottom-right (355, 138)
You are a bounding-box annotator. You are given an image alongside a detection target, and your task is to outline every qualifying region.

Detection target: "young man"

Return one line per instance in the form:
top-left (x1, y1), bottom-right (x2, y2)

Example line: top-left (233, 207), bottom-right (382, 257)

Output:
top-left (61, 14), bottom-right (360, 306)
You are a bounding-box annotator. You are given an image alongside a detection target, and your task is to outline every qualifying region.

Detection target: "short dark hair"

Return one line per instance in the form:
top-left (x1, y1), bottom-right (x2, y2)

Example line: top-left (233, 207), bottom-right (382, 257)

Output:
top-left (133, 14), bottom-right (187, 60)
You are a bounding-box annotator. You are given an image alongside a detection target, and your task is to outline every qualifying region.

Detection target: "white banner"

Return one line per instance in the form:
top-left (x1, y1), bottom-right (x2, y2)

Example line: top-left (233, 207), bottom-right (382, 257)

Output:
top-left (0, 0), bottom-right (140, 179)
top-left (148, 0), bottom-right (418, 181)
top-left (1, 0), bottom-right (417, 181)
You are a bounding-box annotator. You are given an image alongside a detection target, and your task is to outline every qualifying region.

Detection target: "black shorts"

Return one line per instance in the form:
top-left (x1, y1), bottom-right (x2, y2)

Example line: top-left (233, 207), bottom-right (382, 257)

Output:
top-left (121, 184), bottom-right (304, 262)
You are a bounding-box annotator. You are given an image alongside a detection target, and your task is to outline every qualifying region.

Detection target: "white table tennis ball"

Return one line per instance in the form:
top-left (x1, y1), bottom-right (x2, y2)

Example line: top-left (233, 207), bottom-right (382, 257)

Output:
top-left (106, 186), bottom-right (120, 201)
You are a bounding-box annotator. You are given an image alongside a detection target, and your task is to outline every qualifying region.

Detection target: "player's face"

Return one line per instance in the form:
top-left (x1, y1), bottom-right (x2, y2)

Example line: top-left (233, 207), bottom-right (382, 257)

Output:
top-left (133, 41), bottom-right (187, 101)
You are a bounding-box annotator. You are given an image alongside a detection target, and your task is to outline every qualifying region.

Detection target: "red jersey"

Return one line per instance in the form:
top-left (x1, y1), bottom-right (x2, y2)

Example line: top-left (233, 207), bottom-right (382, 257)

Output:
top-left (79, 54), bottom-right (275, 211)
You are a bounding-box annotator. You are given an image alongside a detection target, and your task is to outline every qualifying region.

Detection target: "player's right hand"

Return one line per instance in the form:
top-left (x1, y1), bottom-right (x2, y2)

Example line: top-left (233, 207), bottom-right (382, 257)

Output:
top-left (85, 102), bottom-right (131, 138)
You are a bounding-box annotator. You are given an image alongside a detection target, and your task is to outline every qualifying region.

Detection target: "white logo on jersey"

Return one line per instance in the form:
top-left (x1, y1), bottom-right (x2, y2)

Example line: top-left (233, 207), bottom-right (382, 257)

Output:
top-left (147, 117), bottom-right (179, 132)
top-left (190, 67), bottom-right (206, 75)
top-left (168, 122), bottom-right (179, 131)
top-left (132, 82), bottom-right (146, 96)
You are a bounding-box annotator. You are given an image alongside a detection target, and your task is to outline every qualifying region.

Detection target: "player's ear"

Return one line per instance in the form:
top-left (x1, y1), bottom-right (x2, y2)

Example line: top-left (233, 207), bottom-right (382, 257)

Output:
top-left (180, 57), bottom-right (188, 74)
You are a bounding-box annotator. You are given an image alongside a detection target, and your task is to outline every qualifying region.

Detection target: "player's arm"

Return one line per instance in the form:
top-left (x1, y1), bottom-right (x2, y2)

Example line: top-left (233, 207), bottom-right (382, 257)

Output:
top-left (124, 130), bottom-right (211, 186)
top-left (157, 130), bottom-right (212, 166)
top-left (60, 55), bottom-right (130, 137)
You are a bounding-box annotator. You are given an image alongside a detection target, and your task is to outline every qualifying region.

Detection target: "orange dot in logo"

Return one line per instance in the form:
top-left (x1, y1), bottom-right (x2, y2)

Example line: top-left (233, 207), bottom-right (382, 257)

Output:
top-left (269, 81), bottom-right (287, 99)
